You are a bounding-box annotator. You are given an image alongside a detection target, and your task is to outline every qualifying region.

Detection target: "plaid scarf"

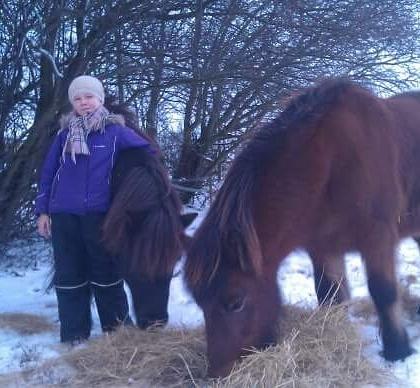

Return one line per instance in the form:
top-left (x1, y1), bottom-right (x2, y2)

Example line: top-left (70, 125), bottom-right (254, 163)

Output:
top-left (63, 106), bottom-right (110, 163)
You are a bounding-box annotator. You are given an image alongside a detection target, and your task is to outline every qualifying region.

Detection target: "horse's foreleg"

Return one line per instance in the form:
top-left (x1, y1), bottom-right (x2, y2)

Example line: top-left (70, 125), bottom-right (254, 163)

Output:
top-left (361, 231), bottom-right (414, 361)
top-left (309, 253), bottom-right (350, 305)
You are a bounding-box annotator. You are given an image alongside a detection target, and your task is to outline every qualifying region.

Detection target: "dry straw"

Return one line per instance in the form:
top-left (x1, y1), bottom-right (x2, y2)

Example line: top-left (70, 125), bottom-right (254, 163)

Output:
top-left (52, 304), bottom-right (395, 387)
top-left (0, 312), bottom-right (56, 335)
top-left (350, 286), bottom-right (420, 323)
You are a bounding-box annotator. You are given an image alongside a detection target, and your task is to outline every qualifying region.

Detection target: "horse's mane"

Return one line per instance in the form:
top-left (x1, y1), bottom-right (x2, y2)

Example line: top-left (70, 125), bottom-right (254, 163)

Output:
top-left (185, 78), bottom-right (365, 295)
top-left (102, 147), bottom-right (183, 279)
top-left (389, 90), bottom-right (420, 101)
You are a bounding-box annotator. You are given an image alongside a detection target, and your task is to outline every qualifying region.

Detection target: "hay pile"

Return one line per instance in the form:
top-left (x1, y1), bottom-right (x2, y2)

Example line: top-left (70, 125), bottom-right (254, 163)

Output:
top-left (54, 304), bottom-right (393, 387)
top-left (350, 286), bottom-right (420, 324)
top-left (63, 326), bottom-right (207, 387)
top-left (0, 312), bottom-right (56, 335)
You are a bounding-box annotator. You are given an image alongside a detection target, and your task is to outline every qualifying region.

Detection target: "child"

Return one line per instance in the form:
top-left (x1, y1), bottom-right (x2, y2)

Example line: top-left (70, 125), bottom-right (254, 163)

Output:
top-left (36, 75), bottom-right (152, 344)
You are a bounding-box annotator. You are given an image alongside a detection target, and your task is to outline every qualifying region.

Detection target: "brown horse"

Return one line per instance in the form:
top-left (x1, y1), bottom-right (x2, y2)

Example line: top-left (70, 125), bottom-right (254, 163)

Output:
top-left (184, 78), bottom-right (420, 377)
top-left (103, 146), bottom-right (196, 328)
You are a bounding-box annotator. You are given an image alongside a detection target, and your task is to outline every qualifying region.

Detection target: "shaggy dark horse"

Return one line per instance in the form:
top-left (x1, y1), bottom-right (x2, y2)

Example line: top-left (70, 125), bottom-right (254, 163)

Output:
top-left (103, 146), bottom-right (196, 329)
top-left (185, 78), bottom-right (420, 377)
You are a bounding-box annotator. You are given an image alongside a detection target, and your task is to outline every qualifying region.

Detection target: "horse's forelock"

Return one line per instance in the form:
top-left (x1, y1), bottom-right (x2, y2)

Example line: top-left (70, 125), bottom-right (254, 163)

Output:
top-left (185, 165), bottom-right (263, 295)
top-left (104, 154), bottom-right (184, 279)
top-left (130, 197), bottom-right (184, 278)
top-left (129, 166), bottom-right (183, 278)
top-left (184, 222), bottom-right (222, 294)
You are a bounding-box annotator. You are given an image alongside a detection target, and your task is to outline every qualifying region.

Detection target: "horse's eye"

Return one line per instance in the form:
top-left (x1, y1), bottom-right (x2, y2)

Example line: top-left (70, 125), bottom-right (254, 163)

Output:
top-left (223, 296), bottom-right (246, 313)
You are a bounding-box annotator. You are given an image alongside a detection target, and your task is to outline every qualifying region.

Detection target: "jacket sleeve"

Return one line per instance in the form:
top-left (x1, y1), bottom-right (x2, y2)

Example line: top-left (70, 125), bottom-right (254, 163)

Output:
top-left (34, 132), bottom-right (64, 215)
top-left (116, 126), bottom-right (155, 153)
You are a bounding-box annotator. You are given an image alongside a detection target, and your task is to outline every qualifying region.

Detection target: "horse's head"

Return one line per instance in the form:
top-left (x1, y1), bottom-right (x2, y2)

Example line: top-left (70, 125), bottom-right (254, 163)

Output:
top-left (192, 264), bottom-right (280, 377)
top-left (184, 175), bottom-right (280, 377)
top-left (103, 146), bottom-right (198, 280)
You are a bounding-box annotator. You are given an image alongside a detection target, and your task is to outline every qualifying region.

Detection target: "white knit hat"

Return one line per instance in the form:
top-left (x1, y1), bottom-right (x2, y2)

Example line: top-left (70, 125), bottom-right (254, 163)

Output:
top-left (68, 75), bottom-right (105, 104)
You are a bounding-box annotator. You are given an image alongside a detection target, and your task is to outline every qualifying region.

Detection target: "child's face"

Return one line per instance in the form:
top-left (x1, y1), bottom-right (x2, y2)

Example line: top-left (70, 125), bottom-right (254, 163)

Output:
top-left (71, 93), bottom-right (102, 115)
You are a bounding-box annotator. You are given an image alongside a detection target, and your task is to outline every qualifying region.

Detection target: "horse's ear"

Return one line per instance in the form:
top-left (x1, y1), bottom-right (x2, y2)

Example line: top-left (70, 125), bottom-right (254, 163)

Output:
top-left (180, 212), bottom-right (198, 229)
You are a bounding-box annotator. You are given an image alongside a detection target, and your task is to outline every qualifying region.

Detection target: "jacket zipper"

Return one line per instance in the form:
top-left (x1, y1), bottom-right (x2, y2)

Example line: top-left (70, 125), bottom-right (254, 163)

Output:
top-left (85, 140), bottom-right (90, 212)
top-left (108, 135), bottom-right (117, 184)
top-left (50, 162), bottom-right (63, 200)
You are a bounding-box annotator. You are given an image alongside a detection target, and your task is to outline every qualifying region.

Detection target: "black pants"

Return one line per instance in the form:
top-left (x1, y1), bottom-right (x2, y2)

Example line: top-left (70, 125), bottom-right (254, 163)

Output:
top-left (51, 213), bottom-right (131, 342)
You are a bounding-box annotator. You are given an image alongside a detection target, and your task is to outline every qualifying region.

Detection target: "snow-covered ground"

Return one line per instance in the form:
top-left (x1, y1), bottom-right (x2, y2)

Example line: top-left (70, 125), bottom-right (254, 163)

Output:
top-left (1, 231), bottom-right (420, 386)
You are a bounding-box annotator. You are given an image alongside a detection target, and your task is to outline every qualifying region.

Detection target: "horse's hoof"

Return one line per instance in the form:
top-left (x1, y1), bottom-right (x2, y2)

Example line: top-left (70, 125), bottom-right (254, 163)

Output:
top-left (381, 346), bottom-right (416, 362)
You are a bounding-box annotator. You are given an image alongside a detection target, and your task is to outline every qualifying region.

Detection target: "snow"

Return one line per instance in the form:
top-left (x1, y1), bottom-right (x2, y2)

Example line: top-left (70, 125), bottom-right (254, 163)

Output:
top-left (1, 230), bottom-right (420, 386)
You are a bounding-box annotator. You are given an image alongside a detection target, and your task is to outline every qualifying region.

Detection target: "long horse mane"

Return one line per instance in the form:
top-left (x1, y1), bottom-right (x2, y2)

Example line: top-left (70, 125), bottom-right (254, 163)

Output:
top-left (102, 98), bottom-right (182, 278)
top-left (102, 147), bottom-right (183, 280)
top-left (390, 90), bottom-right (420, 101)
top-left (185, 77), bottom-right (365, 295)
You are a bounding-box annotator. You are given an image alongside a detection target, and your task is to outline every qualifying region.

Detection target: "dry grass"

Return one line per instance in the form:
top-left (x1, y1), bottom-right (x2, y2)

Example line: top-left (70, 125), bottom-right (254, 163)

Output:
top-left (0, 312), bottom-right (56, 335)
top-left (37, 304), bottom-right (394, 388)
top-left (349, 287), bottom-right (420, 324)
top-left (218, 305), bottom-right (392, 388)
top-left (400, 287), bottom-right (420, 321)
top-left (62, 326), bottom-right (207, 387)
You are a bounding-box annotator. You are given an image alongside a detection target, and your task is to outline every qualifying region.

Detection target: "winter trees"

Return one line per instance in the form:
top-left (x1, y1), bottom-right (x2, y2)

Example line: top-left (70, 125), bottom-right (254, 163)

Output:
top-left (0, 0), bottom-right (419, 242)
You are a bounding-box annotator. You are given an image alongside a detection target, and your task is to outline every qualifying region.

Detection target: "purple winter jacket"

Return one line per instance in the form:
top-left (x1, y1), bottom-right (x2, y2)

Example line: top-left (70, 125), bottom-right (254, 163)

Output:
top-left (35, 122), bottom-right (151, 215)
